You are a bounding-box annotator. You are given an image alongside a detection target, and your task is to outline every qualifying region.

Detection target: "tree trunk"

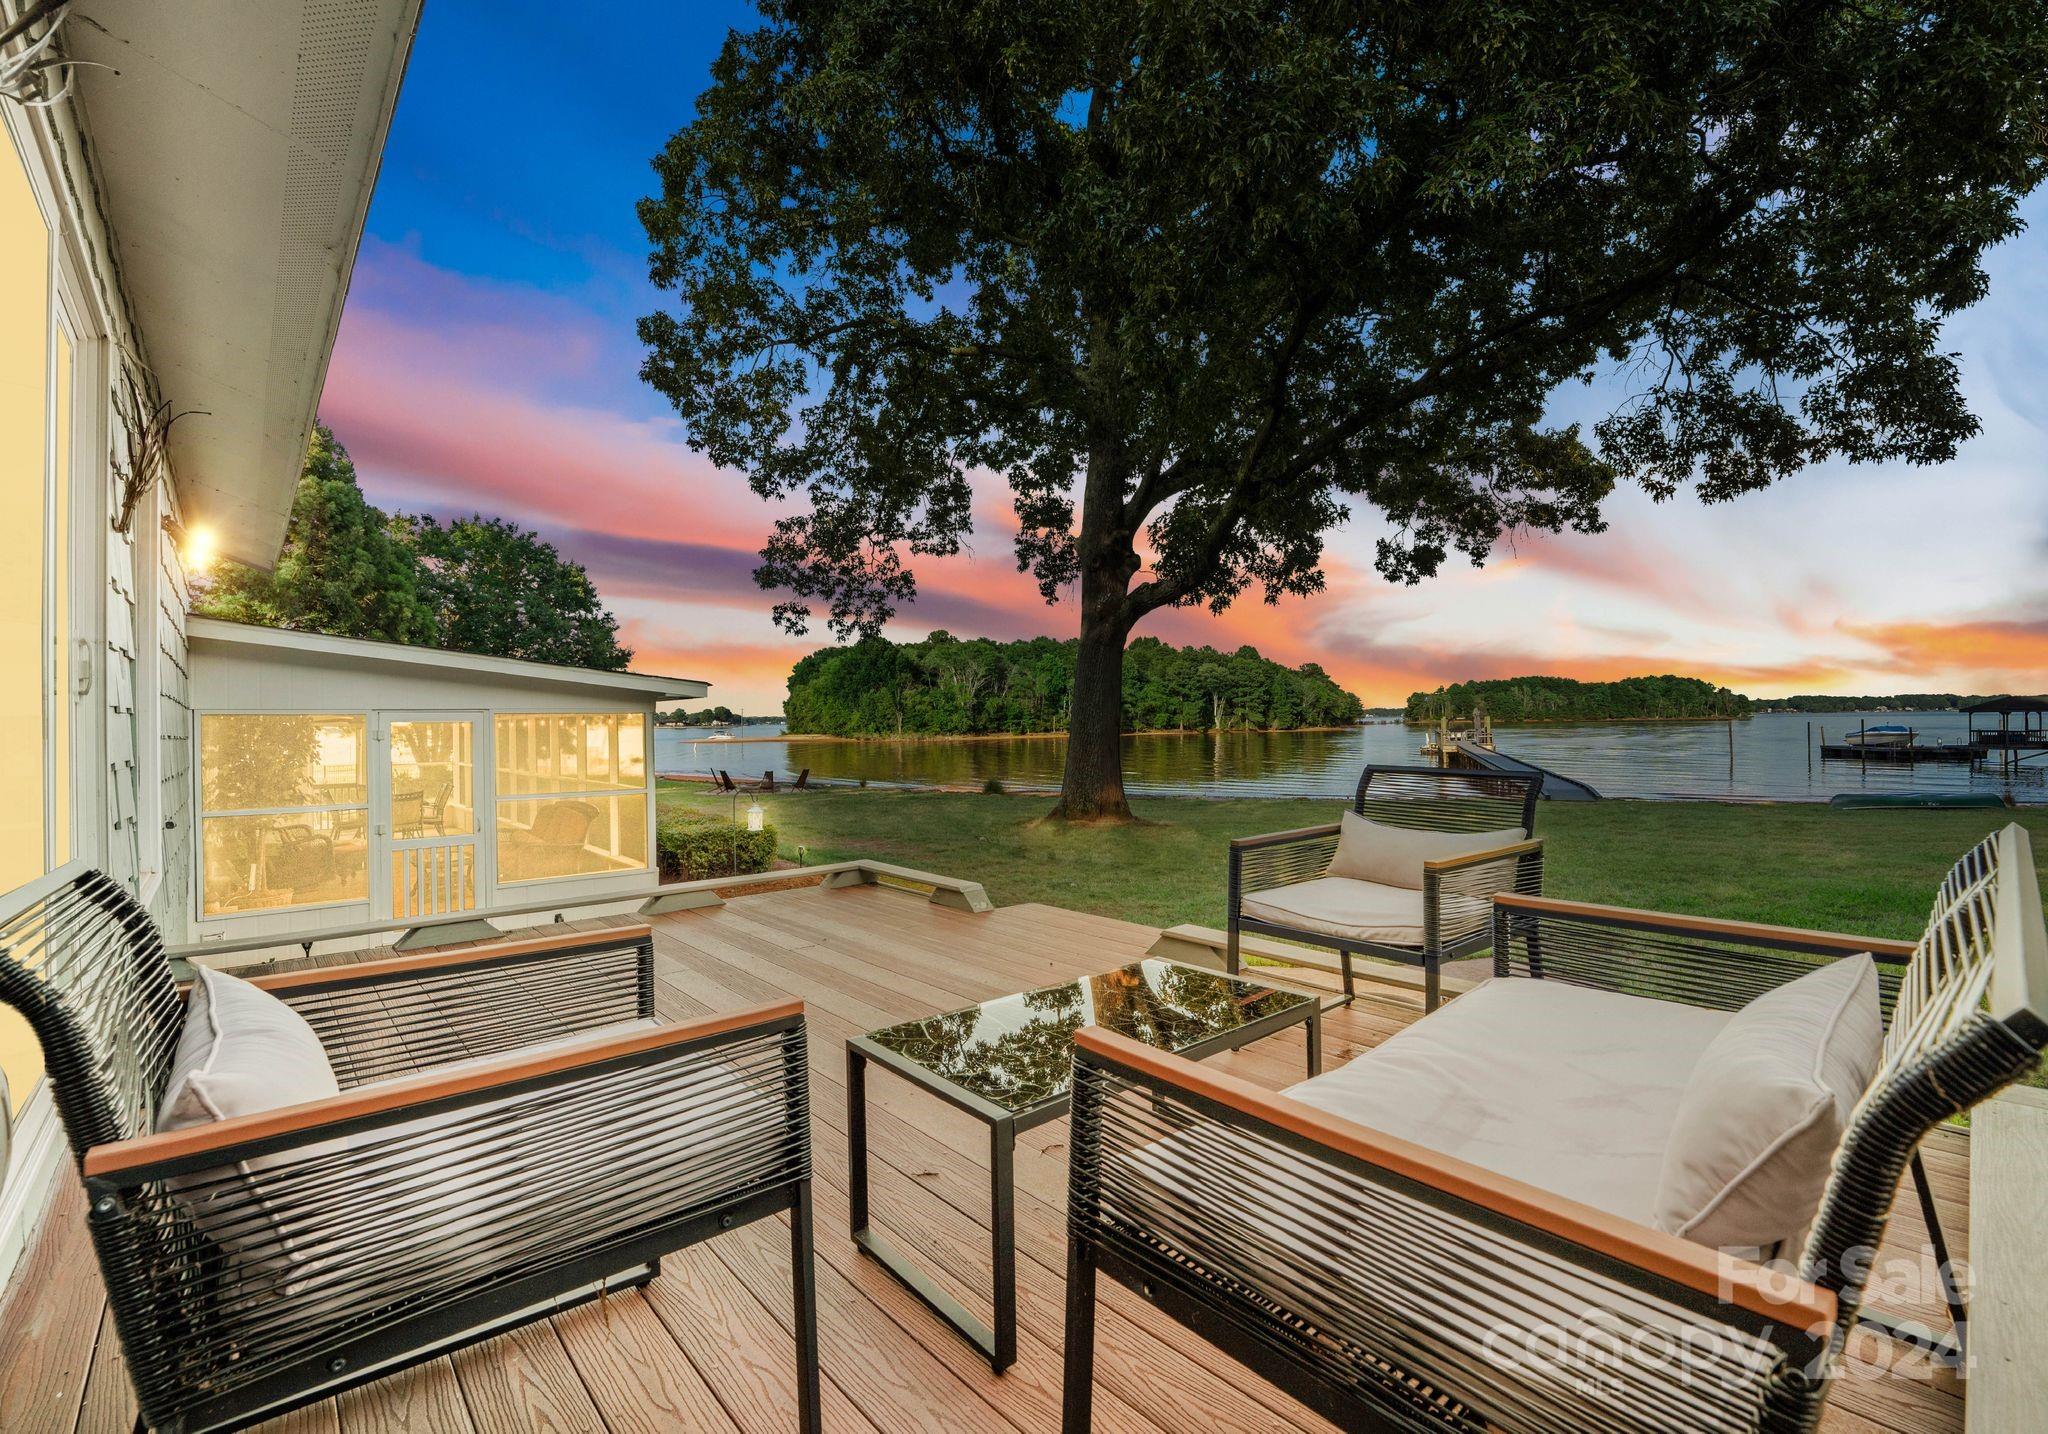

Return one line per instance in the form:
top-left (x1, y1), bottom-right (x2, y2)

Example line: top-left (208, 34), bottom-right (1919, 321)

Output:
top-left (1055, 609), bottom-right (1132, 820)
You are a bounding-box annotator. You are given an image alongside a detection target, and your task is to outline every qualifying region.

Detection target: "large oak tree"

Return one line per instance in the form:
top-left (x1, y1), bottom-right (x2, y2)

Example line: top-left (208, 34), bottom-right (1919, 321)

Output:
top-left (638, 1), bottom-right (2048, 819)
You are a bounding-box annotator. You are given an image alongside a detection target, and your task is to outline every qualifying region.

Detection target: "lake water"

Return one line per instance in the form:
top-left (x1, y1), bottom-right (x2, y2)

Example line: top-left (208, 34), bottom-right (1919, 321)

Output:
top-left (656, 711), bottom-right (2047, 804)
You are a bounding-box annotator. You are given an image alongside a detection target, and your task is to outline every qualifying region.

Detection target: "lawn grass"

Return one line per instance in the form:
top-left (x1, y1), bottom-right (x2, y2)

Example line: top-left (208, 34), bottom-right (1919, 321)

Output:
top-left (661, 783), bottom-right (2048, 945)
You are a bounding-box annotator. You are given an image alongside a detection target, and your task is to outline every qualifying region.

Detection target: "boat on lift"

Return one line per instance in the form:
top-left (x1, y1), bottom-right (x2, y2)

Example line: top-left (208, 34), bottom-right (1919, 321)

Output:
top-left (1839, 723), bottom-right (1915, 750)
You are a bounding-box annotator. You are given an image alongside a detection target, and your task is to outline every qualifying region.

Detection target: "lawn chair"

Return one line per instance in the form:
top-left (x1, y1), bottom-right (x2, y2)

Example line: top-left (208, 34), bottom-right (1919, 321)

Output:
top-left (715, 769), bottom-right (739, 792)
top-left (1065, 824), bottom-right (2048, 1433)
top-left (0, 870), bottom-right (821, 1434)
top-left (1228, 764), bottom-right (1542, 1009)
top-left (760, 770), bottom-right (778, 792)
top-left (792, 768), bottom-right (811, 791)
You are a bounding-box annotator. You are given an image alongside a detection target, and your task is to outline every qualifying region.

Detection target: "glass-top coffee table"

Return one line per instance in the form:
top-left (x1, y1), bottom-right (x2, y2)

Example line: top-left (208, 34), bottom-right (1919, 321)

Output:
top-left (846, 958), bottom-right (1321, 1371)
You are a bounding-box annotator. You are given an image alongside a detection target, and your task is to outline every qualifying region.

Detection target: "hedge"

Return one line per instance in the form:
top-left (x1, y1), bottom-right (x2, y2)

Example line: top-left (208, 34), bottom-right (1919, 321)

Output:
top-left (657, 810), bottom-right (778, 882)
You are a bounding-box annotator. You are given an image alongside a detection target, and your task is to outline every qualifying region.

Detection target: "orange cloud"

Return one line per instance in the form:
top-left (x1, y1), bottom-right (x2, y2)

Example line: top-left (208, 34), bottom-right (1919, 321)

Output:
top-left (1842, 619), bottom-right (2048, 689)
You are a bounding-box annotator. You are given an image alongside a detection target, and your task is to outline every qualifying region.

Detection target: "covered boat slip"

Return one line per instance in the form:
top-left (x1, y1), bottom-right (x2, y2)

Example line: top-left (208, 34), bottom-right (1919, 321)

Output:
top-left (186, 618), bottom-right (706, 945)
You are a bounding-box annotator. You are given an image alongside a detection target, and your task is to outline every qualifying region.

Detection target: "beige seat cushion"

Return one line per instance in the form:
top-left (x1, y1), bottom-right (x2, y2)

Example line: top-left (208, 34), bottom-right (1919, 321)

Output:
top-left (156, 967), bottom-right (343, 1281)
top-left (1240, 876), bottom-right (1428, 946)
top-left (1653, 955), bottom-right (1882, 1252)
top-left (1284, 977), bottom-right (1731, 1222)
top-left (1326, 811), bottom-right (1527, 890)
top-left (1239, 875), bottom-right (1492, 949)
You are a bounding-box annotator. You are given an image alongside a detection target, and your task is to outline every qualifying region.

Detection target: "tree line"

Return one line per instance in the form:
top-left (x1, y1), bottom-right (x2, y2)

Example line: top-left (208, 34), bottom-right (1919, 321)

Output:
top-left (785, 634), bottom-right (1364, 737)
top-left (1406, 675), bottom-right (1753, 723)
top-left (1751, 694), bottom-right (1986, 713)
top-left (195, 423), bottom-right (631, 670)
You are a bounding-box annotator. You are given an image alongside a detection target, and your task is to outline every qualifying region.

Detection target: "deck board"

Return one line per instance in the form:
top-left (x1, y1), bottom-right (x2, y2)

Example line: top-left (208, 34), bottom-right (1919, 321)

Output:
top-left (0, 882), bottom-right (1969, 1432)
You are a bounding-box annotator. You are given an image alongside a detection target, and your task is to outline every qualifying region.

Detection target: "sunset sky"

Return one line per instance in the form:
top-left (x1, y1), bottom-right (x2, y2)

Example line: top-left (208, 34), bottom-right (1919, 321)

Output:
top-left (323, 1), bottom-right (2048, 712)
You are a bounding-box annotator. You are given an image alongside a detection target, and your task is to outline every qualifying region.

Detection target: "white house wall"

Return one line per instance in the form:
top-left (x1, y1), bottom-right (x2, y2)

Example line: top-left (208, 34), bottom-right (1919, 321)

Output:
top-left (154, 518), bottom-right (193, 934)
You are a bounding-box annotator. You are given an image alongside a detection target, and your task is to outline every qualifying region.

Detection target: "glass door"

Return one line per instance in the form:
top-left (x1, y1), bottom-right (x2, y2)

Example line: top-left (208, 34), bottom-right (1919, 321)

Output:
top-left (374, 712), bottom-right (488, 921)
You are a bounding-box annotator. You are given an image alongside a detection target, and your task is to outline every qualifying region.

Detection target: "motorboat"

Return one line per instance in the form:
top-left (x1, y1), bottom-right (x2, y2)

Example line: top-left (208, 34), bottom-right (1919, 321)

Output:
top-left (1839, 724), bottom-right (1915, 749)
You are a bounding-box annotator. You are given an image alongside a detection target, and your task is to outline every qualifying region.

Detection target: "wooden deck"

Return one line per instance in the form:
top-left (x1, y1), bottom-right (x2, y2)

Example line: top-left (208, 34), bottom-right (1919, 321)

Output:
top-left (1, 881), bottom-right (1970, 1432)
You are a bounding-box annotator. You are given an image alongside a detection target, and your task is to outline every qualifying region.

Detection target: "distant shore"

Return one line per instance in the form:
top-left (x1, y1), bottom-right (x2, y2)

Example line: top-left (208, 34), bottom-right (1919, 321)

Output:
top-left (1404, 713), bottom-right (1754, 727)
top-left (661, 724), bottom-right (1366, 743)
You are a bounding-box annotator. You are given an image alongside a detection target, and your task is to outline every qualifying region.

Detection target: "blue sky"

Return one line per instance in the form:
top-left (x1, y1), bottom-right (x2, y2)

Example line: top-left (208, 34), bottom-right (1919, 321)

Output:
top-left (322, 2), bottom-right (2048, 708)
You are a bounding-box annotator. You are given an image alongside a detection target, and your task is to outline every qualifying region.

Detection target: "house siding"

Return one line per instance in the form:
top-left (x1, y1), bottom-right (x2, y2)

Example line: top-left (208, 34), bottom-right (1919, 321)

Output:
top-left (105, 519), bottom-right (140, 890)
top-left (153, 527), bottom-right (192, 938)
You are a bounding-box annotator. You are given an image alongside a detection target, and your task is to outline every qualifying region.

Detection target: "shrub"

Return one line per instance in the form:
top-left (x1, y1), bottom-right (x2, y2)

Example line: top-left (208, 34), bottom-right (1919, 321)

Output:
top-left (658, 810), bottom-right (777, 882)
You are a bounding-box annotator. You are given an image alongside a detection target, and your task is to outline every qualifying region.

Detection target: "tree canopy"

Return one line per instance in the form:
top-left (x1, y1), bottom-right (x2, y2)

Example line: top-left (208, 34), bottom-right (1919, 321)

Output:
top-left (1406, 675), bottom-right (1751, 723)
top-left (785, 632), bottom-right (1363, 736)
top-left (394, 514), bottom-right (631, 670)
top-left (638, 1), bottom-right (2048, 816)
top-left (196, 423), bottom-right (439, 645)
top-left (194, 423), bottom-right (632, 670)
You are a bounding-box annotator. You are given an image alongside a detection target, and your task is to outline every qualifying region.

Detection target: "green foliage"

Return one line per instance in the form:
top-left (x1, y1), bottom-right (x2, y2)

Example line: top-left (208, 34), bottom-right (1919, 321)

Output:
top-left (660, 705), bottom-right (749, 725)
top-left (194, 424), bottom-right (438, 644)
top-left (195, 423), bottom-right (630, 670)
top-left (656, 809), bottom-right (777, 881)
top-left (785, 632), bottom-right (1364, 736)
top-left (395, 514), bottom-right (631, 671)
top-left (1405, 675), bottom-right (1751, 723)
top-left (636, 0), bottom-right (2048, 636)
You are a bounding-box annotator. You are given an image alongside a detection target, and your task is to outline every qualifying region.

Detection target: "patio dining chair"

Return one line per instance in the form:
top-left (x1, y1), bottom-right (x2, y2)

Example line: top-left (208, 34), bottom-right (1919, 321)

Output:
top-left (1228, 764), bottom-right (1543, 1009)
top-left (1064, 824), bottom-right (2048, 1433)
top-left (0, 870), bottom-right (821, 1434)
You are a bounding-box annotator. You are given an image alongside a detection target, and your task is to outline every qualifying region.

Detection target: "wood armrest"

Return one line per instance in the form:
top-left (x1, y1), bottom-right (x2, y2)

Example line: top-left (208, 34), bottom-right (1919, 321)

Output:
top-left (241, 923), bottom-right (655, 995)
top-left (1423, 836), bottom-right (1543, 872)
top-left (1074, 1025), bottom-right (1838, 1334)
top-left (1230, 823), bottom-right (1341, 851)
top-left (1491, 894), bottom-right (1917, 960)
top-left (85, 998), bottom-right (802, 1180)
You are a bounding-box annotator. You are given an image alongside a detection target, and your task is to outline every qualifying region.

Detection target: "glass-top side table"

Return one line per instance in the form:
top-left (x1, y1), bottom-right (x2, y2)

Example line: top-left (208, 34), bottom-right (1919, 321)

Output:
top-left (847, 958), bottom-right (1322, 1371)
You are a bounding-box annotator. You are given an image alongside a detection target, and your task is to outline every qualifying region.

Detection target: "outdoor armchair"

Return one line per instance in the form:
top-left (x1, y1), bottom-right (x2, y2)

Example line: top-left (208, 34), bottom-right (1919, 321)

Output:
top-left (1228, 764), bottom-right (1543, 1008)
top-left (0, 871), bottom-right (821, 1434)
top-left (1068, 824), bottom-right (2048, 1432)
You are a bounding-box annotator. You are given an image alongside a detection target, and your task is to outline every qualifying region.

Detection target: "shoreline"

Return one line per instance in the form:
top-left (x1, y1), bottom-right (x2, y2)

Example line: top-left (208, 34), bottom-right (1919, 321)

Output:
top-left (660, 724), bottom-right (1368, 744)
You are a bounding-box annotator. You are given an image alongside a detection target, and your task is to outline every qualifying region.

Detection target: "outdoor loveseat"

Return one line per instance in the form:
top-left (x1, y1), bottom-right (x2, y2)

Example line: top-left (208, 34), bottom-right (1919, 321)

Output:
top-left (1229, 764), bottom-right (1543, 1009)
top-left (1067, 823), bottom-right (2048, 1432)
top-left (0, 871), bottom-right (821, 1434)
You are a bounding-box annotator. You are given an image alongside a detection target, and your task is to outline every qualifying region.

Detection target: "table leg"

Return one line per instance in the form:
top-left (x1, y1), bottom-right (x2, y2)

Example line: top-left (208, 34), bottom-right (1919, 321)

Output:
top-left (991, 1117), bottom-right (1017, 1373)
top-left (845, 1040), bottom-right (1018, 1373)
top-left (847, 1044), bottom-right (870, 1236)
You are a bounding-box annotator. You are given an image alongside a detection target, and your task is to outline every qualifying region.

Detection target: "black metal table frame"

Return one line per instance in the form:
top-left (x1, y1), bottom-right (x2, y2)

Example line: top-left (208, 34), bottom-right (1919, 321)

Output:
top-left (846, 979), bottom-right (1321, 1373)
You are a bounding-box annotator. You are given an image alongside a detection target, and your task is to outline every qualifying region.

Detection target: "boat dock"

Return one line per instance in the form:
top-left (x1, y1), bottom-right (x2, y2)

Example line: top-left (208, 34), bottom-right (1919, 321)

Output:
top-left (1447, 738), bottom-right (1602, 801)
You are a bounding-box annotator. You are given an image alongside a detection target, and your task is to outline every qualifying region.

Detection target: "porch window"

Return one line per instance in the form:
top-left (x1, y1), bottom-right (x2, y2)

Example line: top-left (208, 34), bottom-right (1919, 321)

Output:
top-left (494, 713), bottom-right (649, 883)
top-left (198, 715), bottom-right (371, 916)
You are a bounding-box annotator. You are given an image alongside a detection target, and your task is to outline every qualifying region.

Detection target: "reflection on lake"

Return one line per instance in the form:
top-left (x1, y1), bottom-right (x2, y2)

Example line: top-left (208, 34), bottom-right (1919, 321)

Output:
top-left (656, 710), bottom-right (2046, 805)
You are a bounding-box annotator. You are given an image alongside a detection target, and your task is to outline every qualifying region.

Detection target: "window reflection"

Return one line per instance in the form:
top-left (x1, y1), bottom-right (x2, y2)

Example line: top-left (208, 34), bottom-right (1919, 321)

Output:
top-left (389, 720), bottom-right (475, 836)
top-left (198, 715), bottom-right (369, 915)
top-left (494, 713), bottom-right (649, 883)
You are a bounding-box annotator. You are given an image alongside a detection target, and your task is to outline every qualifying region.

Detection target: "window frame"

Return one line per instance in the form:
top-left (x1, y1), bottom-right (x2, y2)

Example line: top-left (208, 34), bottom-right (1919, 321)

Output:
top-left (490, 709), bottom-right (654, 889)
top-left (191, 709), bottom-right (375, 922)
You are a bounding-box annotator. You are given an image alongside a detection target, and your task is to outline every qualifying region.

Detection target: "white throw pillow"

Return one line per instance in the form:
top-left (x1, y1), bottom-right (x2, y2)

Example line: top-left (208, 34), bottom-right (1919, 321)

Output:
top-left (1325, 811), bottom-right (1527, 890)
top-left (1652, 955), bottom-right (1883, 1253)
top-left (157, 966), bottom-right (341, 1286)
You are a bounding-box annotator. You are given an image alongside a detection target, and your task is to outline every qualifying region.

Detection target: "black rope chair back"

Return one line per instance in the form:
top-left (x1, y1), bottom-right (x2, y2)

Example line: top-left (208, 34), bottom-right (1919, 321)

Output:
top-left (0, 868), bottom-right (183, 1160)
top-left (1354, 764), bottom-right (1541, 835)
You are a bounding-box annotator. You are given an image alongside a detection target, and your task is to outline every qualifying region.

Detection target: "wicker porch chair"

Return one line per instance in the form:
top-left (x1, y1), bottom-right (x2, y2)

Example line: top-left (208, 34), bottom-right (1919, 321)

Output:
top-left (1228, 764), bottom-right (1543, 1009)
top-left (1066, 824), bottom-right (2047, 1433)
top-left (0, 870), bottom-right (821, 1434)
